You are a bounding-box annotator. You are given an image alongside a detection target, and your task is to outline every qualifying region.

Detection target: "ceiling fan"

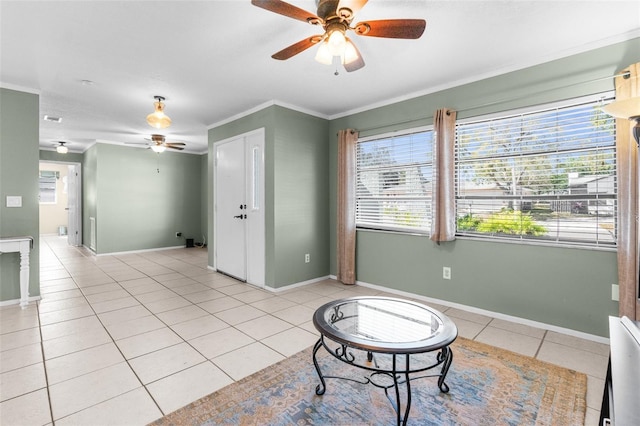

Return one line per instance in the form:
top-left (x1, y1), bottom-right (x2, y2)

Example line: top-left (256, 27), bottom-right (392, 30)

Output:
top-left (127, 134), bottom-right (186, 153)
top-left (251, 0), bottom-right (426, 72)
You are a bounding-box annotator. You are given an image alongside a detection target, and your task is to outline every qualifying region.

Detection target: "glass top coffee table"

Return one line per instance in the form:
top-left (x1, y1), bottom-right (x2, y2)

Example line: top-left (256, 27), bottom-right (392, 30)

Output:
top-left (312, 296), bottom-right (458, 426)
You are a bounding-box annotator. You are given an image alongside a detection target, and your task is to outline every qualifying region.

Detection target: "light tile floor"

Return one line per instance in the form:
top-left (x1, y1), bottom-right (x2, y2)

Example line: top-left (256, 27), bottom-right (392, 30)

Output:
top-left (0, 236), bottom-right (608, 425)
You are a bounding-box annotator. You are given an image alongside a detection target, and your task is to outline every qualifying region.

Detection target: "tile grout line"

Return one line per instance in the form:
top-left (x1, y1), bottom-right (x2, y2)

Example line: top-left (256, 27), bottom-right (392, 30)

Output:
top-left (41, 238), bottom-right (169, 422)
top-left (60, 242), bottom-right (292, 416)
top-left (35, 300), bottom-right (56, 425)
top-left (533, 329), bottom-right (548, 359)
top-left (80, 248), bottom-right (200, 419)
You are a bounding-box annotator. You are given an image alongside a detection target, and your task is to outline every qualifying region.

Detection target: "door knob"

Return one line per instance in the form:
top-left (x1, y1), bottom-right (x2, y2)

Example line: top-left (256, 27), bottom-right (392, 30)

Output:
top-left (233, 215), bottom-right (243, 219)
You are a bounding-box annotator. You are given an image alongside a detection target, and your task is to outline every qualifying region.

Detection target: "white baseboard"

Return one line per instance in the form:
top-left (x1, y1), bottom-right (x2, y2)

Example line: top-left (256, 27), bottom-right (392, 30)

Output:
top-left (96, 245), bottom-right (186, 256)
top-left (0, 296), bottom-right (42, 307)
top-left (264, 276), bottom-right (332, 293)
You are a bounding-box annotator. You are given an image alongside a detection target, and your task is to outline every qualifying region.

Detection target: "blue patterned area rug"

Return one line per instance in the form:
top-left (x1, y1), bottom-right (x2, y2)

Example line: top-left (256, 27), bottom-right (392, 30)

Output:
top-left (151, 337), bottom-right (586, 426)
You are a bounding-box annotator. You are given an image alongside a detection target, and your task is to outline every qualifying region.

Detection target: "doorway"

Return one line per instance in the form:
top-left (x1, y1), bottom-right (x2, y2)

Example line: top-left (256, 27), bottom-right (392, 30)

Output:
top-left (213, 128), bottom-right (265, 287)
top-left (39, 161), bottom-right (82, 246)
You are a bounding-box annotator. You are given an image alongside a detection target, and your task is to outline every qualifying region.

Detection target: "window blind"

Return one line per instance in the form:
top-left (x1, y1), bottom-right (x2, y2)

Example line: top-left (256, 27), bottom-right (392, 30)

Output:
top-left (455, 97), bottom-right (617, 247)
top-left (356, 130), bottom-right (433, 233)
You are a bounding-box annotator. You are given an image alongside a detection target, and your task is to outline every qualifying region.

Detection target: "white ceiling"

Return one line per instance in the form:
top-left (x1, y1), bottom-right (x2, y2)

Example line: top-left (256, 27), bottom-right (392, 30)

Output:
top-left (1, 1), bottom-right (639, 155)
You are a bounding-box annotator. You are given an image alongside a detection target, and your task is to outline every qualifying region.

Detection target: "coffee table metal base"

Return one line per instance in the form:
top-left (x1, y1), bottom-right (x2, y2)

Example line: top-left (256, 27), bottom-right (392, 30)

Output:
top-left (312, 335), bottom-right (453, 426)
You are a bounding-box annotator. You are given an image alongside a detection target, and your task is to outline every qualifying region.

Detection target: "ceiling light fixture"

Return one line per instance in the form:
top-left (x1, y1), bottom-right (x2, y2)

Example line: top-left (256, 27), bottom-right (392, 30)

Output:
top-left (150, 144), bottom-right (166, 153)
top-left (56, 142), bottom-right (68, 154)
top-left (601, 69), bottom-right (640, 146)
top-left (146, 96), bottom-right (171, 129)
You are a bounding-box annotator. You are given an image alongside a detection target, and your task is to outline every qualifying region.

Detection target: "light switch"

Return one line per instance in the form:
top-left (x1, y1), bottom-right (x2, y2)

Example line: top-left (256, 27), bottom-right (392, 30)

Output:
top-left (6, 196), bottom-right (22, 208)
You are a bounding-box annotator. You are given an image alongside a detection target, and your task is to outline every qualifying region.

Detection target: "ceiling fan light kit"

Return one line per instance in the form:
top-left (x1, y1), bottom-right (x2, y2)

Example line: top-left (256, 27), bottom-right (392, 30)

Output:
top-left (146, 95), bottom-right (172, 129)
top-left (602, 98), bottom-right (640, 146)
top-left (314, 32), bottom-right (358, 65)
top-left (251, 0), bottom-right (426, 72)
top-left (150, 134), bottom-right (186, 152)
top-left (124, 133), bottom-right (186, 152)
top-left (601, 67), bottom-right (640, 146)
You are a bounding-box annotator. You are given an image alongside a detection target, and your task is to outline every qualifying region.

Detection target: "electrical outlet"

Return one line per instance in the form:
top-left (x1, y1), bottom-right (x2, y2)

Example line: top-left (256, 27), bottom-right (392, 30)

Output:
top-left (612, 284), bottom-right (619, 301)
top-left (176, 232), bottom-right (182, 238)
top-left (305, 254), bottom-right (310, 263)
top-left (443, 266), bottom-right (451, 280)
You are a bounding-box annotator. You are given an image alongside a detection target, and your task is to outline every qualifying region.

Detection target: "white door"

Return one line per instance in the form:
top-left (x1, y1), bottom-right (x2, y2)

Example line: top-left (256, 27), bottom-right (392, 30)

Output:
top-left (215, 139), bottom-right (247, 281)
top-left (67, 164), bottom-right (82, 246)
top-left (214, 129), bottom-right (265, 287)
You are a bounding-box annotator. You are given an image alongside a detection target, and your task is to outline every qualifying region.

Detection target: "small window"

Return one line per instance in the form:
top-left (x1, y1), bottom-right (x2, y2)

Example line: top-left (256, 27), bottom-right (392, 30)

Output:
top-left (455, 96), bottom-right (616, 248)
top-left (39, 170), bottom-right (58, 204)
top-left (356, 129), bottom-right (433, 233)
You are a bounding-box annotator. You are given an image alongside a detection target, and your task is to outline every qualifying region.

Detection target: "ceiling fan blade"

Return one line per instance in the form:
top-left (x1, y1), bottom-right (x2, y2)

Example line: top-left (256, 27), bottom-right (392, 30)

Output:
top-left (353, 19), bottom-right (426, 39)
top-left (167, 146), bottom-right (184, 150)
top-left (272, 36), bottom-right (323, 60)
top-left (337, 0), bottom-right (368, 18)
top-left (251, 0), bottom-right (321, 24)
top-left (343, 40), bottom-right (365, 72)
top-left (165, 142), bottom-right (186, 147)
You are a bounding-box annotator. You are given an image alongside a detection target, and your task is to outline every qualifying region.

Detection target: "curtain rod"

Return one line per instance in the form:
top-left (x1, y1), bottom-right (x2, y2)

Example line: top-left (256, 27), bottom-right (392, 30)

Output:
top-left (351, 71), bottom-right (630, 135)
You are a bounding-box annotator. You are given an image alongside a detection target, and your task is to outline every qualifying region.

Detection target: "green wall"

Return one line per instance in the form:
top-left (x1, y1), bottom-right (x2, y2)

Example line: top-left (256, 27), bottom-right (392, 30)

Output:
top-left (200, 153), bottom-right (208, 246)
top-left (40, 150), bottom-right (83, 164)
top-left (273, 107), bottom-right (330, 286)
top-left (91, 143), bottom-right (203, 254)
top-left (0, 88), bottom-right (40, 302)
top-left (328, 38), bottom-right (640, 337)
top-left (208, 105), bottom-right (329, 288)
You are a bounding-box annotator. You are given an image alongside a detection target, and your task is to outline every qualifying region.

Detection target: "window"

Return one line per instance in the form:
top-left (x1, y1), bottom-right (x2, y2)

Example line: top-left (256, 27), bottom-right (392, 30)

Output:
top-left (356, 129), bottom-right (433, 233)
top-left (39, 170), bottom-right (58, 204)
top-left (455, 96), bottom-right (616, 247)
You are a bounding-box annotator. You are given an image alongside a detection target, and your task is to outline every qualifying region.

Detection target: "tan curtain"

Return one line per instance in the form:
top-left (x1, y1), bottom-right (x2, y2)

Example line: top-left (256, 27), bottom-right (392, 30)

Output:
top-left (430, 108), bottom-right (457, 242)
top-left (337, 129), bottom-right (358, 285)
top-left (614, 63), bottom-right (640, 320)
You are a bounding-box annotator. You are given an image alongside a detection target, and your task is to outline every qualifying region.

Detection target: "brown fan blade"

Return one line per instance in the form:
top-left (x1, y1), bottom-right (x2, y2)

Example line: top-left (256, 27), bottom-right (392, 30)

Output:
top-left (353, 19), bottom-right (426, 39)
top-left (251, 0), bottom-right (321, 24)
top-left (337, 0), bottom-right (368, 19)
top-left (165, 142), bottom-right (186, 147)
top-left (166, 145), bottom-right (184, 151)
top-left (343, 40), bottom-right (365, 72)
top-left (272, 35), bottom-right (323, 60)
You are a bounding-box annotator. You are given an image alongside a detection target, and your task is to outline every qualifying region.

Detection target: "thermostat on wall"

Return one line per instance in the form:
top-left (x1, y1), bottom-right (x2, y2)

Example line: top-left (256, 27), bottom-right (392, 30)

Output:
top-left (6, 196), bottom-right (22, 208)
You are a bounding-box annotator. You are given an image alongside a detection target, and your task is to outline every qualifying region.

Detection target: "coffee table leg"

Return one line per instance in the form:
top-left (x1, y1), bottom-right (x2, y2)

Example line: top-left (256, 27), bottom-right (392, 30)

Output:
top-left (437, 346), bottom-right (453, 393)
top-left (403, 370), bottom-right (411, 425)
top-left (384, 355), bottom-right (412, 426)
top-left (312, 338), bottom-right (327, 395)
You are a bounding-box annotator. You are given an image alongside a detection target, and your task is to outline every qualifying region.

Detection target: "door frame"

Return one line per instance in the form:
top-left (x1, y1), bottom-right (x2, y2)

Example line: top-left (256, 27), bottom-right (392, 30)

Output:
top-left (213, 128), bottom-right (265, 287)
top-left (38, 160), bottom-right (82, 246)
